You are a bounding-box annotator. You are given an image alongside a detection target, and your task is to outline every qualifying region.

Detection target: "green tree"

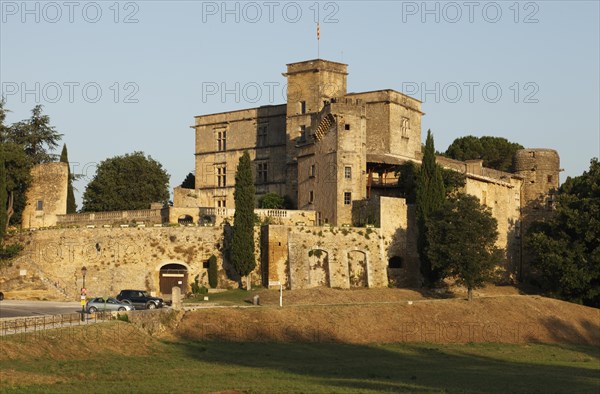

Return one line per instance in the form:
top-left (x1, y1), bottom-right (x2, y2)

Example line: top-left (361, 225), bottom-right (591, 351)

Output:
top-left (82, 152), bottom-right (170, 212)
top-left (259, 192), bottom-right (285, 209)
top-left (0, 100), bottom-right (9, 239)
top-left (398, 162), bottom-right (465, 203)
top-left (8, 105), bottom-right (63, 164)
top-left (208, 254), bottom-right (218, 288)
top-left (427, 193), bottom-right (503, 301)
top-left (0, 98), bottom-right (9, 143)
top-left (396, 162), bottom-right (419, 203)
top-left (526, 158), bottom-right (600, 307)
top-left (231, 151), bottom-right (256, 290)
top-left (443, 135), bottom-right (524, 172)
top-left (1, 143), bottom-right (31, 228)
top-left (60, 144), bottom-right (77, 213)
top-left (0, 150), bottom-right (7, 243)
top-left (416, 130), bottom-right (446, 284)
top-left (1, 101), bottom-right (60, 226)
top-left (181, 172), bottom-right (195, 189)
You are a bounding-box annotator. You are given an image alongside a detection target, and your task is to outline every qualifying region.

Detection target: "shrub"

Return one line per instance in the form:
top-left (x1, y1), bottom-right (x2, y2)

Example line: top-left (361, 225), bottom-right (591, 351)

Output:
top-left (116, 313), bottom-right (130, 323)
top-left (0, 243), bottom-right (23, 267)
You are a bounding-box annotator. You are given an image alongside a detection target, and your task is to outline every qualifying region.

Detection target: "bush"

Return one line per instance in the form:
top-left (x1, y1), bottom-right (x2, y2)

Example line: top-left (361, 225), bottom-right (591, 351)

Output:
top-left (0, 243), bottom-right (23, 267)
top-left (259, 192), bottom-right (284, 209)
top-left (116, 313), bottom-right (130, 323)
top-left (191, 274), bottom-right (209, 295)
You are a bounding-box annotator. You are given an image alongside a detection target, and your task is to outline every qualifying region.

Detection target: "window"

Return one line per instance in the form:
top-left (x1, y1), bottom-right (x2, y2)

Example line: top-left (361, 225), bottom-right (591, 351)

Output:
top-left (217, 130), bottom-right (227, 151)
top-left (547, 175), bottom-right (553, 183)
top-left (36, 200), bottom-right (43, 211)
top-left (257, 162), bottom-right (268, 183)
top-left (344, 192), bottom-right (351, 205)
top-left (216, 198), bottom-right (226, 208)
top-left (216, 165), bottom-right (226, 188)
top-left (388, 256), bottom-right (403, 269)
top-left (300, 101), bottom-right (306, 114)
top-left (309, 164), bottom-right (316, 178)
top-left (309, 190), bottom-right (314, 204)
top-left (257, 124), bottom-right (268, 147)
top-left (299, 125), bottom-right (307, 142)
top-left (400, 117), bottom-right (410, 137)
top-left (344, 166), bottom-right (352, 179)
top-left (344, 123), bottom-right (350, 131)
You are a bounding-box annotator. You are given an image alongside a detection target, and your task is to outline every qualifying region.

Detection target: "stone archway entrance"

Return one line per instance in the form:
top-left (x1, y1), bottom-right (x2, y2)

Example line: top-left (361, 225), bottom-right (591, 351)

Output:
top-left (159, 263), bottom-right (188, 295)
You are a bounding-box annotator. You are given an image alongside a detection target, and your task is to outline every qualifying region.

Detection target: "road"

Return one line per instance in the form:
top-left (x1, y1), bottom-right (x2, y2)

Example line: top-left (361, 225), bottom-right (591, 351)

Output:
top-left (0, 300), bottom-right (82, 319)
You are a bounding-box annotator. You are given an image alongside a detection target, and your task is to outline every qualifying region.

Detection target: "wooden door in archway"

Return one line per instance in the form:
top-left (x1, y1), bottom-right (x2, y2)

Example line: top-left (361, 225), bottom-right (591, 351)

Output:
top-left (159, 264), bottom-right (188, 294)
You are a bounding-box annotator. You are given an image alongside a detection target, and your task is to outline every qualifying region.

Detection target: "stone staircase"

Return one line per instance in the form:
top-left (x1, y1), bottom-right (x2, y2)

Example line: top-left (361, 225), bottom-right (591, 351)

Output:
top-left (314, 113), bottom-right (335, 142)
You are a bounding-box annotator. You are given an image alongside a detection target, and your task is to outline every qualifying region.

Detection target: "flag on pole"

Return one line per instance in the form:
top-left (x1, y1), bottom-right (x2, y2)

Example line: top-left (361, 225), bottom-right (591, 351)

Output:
top-left (317, 23), bottom-right (320, 41)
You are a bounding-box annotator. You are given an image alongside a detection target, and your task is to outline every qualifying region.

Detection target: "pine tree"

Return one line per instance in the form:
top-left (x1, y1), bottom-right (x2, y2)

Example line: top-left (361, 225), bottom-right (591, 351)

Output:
top-left (231, 151), bottom-right (256, 290)
top-left (427, 193), bottom-right (503, 301)
top-left (416, 130), bottom-right (446, 284)
top-left (60, 144), bottom-right (77, 213)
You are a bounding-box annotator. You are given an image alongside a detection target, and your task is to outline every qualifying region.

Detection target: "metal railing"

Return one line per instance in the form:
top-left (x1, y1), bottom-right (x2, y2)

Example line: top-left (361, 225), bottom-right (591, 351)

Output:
top-left (0, 311), bottom-right (116, 336)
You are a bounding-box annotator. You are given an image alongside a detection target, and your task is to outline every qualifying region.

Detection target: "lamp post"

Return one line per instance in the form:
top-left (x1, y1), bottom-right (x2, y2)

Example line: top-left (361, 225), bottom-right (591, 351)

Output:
top-left (80, 266), bottom-right (87, 321)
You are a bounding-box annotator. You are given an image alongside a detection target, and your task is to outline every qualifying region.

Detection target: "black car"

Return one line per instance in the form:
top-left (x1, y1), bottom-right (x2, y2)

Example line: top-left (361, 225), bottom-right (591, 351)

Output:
top-left (116, 289), bottom-right (164, 310)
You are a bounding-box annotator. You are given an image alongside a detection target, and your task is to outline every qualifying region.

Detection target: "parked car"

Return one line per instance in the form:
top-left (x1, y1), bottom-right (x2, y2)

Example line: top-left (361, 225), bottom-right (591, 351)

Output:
top-left (86, 297), bottom-right (134, 313)
top-left (0, 291), bottom-right (4, 301)
top-left (116, 290), bottom-right (164, 310)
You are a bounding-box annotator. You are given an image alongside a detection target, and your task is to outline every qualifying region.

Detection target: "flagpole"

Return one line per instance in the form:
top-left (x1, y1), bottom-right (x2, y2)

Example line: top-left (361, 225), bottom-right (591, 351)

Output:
top-left (317, 22), bottom-right (320, 59)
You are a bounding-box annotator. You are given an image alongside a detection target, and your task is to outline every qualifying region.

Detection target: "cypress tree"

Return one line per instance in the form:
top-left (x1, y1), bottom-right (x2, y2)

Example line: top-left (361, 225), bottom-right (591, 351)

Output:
top-left (416, 130), bottom-right (446, 284)
top-left (208, 254), bottom-right (218, 288)
top-left (60, 144), bottom-right (77, 213)
top-left (0, 149), bottom-right (7, 243)
top-left (231, 151), bottom-right (256, 290)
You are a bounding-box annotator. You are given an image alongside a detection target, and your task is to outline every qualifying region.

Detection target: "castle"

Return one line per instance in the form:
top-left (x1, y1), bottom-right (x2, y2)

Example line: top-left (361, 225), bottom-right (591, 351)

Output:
top-left (10, 58), bottom-right (560, 299)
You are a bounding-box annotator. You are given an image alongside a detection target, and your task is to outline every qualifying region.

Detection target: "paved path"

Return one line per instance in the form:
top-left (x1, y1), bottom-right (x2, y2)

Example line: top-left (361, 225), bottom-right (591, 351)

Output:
top-left (0, 300), bottom-right (82, 319)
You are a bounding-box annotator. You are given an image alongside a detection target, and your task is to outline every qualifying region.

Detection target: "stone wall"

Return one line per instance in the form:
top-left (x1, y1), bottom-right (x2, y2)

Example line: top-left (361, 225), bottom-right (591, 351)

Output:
top-left (57, 209), bottom-right (165, 227)
top-left (173, 186), bottom-right (199, 208)
top-left (347, 90), bottom-right (423, 161)
top-left (187, 208), bottom-right (317, 226)
top-left (263, 225), bottom-right (389, 290)
top-left (21, 163), bottom-right (68, 229)
top-left (0, 226), bottom-right (264, 300)
top-left (194, 104), bottom-right (288, 208)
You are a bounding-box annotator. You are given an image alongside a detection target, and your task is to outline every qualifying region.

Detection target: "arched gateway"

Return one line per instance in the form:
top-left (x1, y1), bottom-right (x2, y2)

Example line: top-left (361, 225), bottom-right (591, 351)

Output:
top-left (159, 263), bottom-right (189, 294)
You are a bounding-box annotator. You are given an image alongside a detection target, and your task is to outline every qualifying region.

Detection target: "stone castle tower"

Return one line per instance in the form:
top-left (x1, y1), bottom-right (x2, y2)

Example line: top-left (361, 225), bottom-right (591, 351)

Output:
top-left (514, 149), bottom-right (561, 211)
top-left (514, 149), bottom-right (561, 278)
top-left (21, 162), bottom-right (68, 229)
top-left (283, 59), bottom-right (349, 208)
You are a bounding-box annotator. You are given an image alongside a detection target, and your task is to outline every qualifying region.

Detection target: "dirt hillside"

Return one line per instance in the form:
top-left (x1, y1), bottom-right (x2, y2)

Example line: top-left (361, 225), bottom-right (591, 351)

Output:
top-left (177, 291), bottom-right (600, 345)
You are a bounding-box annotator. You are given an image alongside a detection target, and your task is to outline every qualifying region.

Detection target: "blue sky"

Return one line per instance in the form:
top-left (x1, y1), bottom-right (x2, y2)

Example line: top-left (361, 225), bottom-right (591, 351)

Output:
top-left (1, 1), bottom-right (599, 207)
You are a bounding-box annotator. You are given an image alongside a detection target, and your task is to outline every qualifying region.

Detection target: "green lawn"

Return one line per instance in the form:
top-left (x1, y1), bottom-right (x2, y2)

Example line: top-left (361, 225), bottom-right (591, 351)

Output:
top-left (2, 338), bottom-right (598, 393)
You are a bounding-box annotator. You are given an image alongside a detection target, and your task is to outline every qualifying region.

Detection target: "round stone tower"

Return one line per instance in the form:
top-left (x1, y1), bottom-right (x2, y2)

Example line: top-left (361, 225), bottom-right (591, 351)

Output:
top-left (514, 149), bottom-right (560, 280)
top-left (514, 148), bottom-right (560, 209)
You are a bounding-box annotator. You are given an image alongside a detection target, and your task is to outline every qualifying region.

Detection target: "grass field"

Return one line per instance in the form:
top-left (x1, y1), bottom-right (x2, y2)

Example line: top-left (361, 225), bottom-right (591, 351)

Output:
top-left (1, 326), bottom-right (598, 393)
